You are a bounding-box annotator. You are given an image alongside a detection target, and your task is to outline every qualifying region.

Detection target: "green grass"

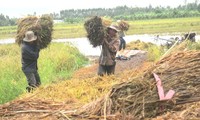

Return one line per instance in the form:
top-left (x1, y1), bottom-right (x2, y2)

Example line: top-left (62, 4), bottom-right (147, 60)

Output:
top-left (0, 26), bottom-right (17, 39)
top-left (0, 43), bottom-right (88, 104)
top-left (1, 17), bottom-right (200, 39)
top-left (128, 17), bottom-right (200, 35)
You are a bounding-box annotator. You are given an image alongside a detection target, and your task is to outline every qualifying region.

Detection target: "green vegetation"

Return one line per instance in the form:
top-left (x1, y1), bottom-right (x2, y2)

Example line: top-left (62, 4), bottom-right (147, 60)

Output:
top-left (0, 26), bottom-right (17, 39)
top-left (53, 23), bottom-right (85, 39)
top-left (129, 17), bottom-right (200, 35)
top-left (1, 2), bottom-right (200, 25)
top-left (0, 43), bottom-right (88, 104)
top-left (0, 17), bottom-right (200, 39)
top-left (60, 3), bottom-right (200, 23)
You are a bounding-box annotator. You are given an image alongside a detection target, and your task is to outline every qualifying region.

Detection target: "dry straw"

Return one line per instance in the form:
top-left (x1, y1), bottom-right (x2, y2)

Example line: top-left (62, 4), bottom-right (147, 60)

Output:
top-left (15, 14), bottom-right (53, 49)
top-left (75, 50), bottom-right (200, 119)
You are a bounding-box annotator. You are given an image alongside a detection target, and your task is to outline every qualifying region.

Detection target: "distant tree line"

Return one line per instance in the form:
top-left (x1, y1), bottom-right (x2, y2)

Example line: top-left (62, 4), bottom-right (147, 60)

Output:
top-left (59, 2), bottom-right (200, 23)
top-left (1, 2), bottom-right (200, 26)
top-left (0, 14), bottom-right (16, 26)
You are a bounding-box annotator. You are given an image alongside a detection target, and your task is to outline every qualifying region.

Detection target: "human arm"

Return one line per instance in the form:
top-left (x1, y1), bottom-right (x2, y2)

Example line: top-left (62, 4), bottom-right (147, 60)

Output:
top-left (22, 45), bottom-right (39, 60)
top-left (103, 38), bottom-right (119, 53)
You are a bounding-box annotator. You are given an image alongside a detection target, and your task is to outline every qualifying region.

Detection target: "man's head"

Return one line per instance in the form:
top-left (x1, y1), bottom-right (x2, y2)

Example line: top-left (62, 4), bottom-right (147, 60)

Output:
top-left (23, 31), bottom-right (37, 42)
top-left (107, 25), bottom-right (119, 38)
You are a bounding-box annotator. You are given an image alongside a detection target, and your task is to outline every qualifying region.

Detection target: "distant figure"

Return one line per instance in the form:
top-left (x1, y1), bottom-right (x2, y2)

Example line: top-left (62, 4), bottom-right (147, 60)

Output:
top-left (98, 24), bottom-right (120, 76)
top-left (117, 20), bottom-right (126, 51)
top-left (21, 31), bottom-right (41, 92)
top-left (184, 33), bottom-right (196, 42)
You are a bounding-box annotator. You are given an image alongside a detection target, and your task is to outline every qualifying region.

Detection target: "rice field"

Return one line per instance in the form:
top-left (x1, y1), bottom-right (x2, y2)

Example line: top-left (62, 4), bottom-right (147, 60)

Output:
top-left (129, 17), bottom-right (200, 35)
top-left (0, 17), bottom-right (200, 39)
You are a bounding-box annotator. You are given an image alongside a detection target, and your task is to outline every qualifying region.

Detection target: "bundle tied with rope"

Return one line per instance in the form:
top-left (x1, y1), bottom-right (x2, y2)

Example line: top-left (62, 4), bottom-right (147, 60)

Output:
top-left (117, 20), bottom-right (130, 31)
top-left (75, 50), bottom-right (200, 119)
top-left (84, 16), bottom-right (112, 47)
top-left (15, 14), bottom-right (53, 49)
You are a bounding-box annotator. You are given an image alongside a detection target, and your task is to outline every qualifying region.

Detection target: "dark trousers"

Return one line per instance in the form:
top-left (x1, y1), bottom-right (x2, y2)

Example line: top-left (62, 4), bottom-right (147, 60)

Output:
top-left (23, 71), bottom-right (41, 87)
top-left (98, 63), bottom-right (116, 76)
top-left (119, 37), bottom-right (126, 51)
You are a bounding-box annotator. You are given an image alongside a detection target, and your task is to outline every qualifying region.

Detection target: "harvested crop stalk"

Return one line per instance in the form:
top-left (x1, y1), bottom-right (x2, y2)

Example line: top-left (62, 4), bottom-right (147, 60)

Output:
top-left (15, 14), bottom-right (53, 49)
top-left (84, 16), bottom-right (111, 47)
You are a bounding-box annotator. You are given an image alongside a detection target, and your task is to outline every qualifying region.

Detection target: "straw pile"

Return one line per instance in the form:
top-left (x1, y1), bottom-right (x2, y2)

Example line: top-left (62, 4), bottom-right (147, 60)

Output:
top-left (117, 20), bottom-right (129, 31)
top-left (15, 14), bottom-right (53, 49)
top-left (0, 98), bottom-right (76, 119)
top-left (75, 50), bottom-right (200, 119)
top-left (84, 16), bottom-right (109, 47)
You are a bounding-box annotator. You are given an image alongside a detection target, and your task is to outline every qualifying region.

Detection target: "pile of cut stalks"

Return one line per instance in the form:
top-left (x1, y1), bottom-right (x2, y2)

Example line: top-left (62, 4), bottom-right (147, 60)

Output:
top-left (75, 50), bottom-right (200, 119)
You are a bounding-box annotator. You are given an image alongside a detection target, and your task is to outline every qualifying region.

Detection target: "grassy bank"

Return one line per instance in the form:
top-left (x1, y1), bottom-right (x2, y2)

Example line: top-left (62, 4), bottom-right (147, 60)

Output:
top-left (0, 43), bottom-right (88, 104)
top-left (0, 17), bottom-right (200, 39)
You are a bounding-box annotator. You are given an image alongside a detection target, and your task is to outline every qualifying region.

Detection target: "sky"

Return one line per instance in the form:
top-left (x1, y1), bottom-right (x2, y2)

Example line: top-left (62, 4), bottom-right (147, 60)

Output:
top-left (0, 0), bottom-right (197, 18)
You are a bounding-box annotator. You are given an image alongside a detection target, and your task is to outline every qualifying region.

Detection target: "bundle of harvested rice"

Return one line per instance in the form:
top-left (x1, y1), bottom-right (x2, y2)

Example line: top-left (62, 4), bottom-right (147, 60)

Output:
top-left (84, 16), bottom-right (107, 47)
top-left (117, 20), bottom-right (130, 31)
top-left (75, 50), bottom-right (200, 119)
top-left (15, 14), bottom-right (53, 49)
top-left (15, 16), bottom-right (38, 45)
top-left (101, 17), bottom-right (112, 27)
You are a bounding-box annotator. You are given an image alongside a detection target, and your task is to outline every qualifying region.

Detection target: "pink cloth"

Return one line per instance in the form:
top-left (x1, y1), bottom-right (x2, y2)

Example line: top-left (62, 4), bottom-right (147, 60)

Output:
top-left (153, 73), bottom-right (175, 101)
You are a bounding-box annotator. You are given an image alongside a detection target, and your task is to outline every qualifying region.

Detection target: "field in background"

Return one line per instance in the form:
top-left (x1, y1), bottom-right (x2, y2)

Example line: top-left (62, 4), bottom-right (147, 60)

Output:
top-left (129, 17), bottom-right (200, 35)
top-left (0, 17), bottom-right (200, 39)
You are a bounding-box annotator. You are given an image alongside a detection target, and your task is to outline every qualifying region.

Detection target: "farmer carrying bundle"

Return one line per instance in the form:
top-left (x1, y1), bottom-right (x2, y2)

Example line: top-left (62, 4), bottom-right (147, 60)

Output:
top-left (15, 14), bottom-right (53, 49)
top-left (16, 14), bottom-right (53, 92)
top-left (84, 16), bottom-right (112, 47)
top-left (84, 16), bottom-right (120, 75)
top-left (117, 20), bottom-right (130, 51)
top-left (117, 20), bottom-right (129, 31)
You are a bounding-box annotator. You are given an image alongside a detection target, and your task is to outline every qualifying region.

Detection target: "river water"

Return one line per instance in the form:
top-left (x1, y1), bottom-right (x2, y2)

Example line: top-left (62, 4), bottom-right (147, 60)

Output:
top-left (1, 34), bottom-right (199, 56)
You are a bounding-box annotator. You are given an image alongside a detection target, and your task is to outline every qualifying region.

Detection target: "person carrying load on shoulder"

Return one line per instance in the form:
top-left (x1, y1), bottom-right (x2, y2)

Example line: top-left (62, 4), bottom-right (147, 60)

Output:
top-left (16, 15), bottom-right (53, 92)
top-left (117, 20), bottom-right (129, 51)
top-left (21, 31), bottom-right (41, 92)
top-left (98, 24), bottom-right (120, 76)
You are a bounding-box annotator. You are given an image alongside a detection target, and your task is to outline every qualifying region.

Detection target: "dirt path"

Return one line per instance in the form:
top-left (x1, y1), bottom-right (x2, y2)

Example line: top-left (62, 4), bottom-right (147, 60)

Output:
top-left (87, 50), bottom-right (148, 74)
top-left (115, 51), bottom-right (147, 73)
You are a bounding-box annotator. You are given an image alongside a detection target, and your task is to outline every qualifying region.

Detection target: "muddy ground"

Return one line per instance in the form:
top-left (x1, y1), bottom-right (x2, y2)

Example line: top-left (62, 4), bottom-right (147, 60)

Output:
top-left (87, 51), bottom-right (148, 75)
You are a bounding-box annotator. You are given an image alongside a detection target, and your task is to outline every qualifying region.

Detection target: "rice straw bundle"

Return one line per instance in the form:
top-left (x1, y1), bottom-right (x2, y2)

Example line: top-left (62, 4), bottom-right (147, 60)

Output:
top-left (75, 50), bottom-right (200, 119)
top-left (84, 16), bottom-right (107, 47)
top-left (15, 14), bottom-right (53, 49)
top-left (15, 16), bottom-right (38, 45)
top-left (37, 15), bottom-right (53, 49)
top-left (101, 17), bottom-right (112, 27)
top-left (117, 20), bottom-right (130, 31)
